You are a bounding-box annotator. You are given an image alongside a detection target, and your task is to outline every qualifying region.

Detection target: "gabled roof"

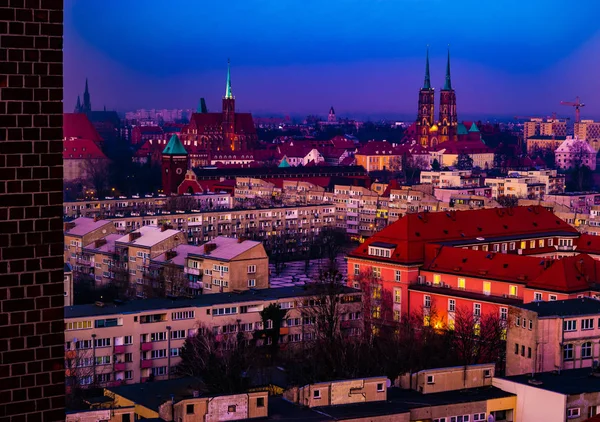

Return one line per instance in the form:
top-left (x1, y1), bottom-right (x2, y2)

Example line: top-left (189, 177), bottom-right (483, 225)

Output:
top-left (434, 140), bottom-right (492, 154)
top-left (63, 113), bottom-right (103, 142)
top-left (162, 134), bottom-right (188, 156)
top-left (356, 141), bottom-right (403, 156)
top-left (468, 123), bottom-right (480, 133)
top-left (65, 217), bottom-right (113, 237)
top-left (279, 157), bottom-right (291, 167)
top-left (63, 139), bottom-right (108, 160)
top-left (349, 206), bottom-right (578, 264)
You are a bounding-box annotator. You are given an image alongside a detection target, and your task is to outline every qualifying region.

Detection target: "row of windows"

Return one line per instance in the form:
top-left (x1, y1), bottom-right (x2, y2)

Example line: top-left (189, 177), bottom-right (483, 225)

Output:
top-left (564, 342), bottom-right (594, 360)
top-left (564, 318), bottom-right (597, 332)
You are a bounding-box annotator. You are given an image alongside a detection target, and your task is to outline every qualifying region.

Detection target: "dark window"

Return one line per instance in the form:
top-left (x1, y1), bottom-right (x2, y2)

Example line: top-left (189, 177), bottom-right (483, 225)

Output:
top-left (528, 347), bottom-right (532, 358)
top-left (186, 404), bottom-right (194, 414)
top-left (521, 345), bottom-right (525, 356)
top-left (228, 405), bottom-right (236, 412)
top-left (514, 343), bottom-right (519, 354)
top-left (122, 414), bottom-right (131, 422)
top-left (257, 397), bottom-right (265, 408)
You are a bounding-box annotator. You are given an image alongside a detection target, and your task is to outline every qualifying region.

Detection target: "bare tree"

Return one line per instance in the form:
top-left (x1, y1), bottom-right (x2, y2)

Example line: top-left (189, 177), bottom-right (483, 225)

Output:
top-left (176, 325), bottom-right (256, 394)
top-left (82, 157), bottom-right (110, 197)
top-left (65, 346), bottom-right (112, 407)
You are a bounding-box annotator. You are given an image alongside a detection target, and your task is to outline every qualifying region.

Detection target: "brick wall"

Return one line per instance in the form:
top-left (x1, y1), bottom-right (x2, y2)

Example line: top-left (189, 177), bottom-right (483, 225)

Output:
top-left (0, 1), bottom-right (65, 421)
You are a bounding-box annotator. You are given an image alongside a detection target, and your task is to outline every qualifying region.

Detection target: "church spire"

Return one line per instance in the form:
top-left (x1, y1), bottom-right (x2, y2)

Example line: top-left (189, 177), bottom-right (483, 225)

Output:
top-left (423, 46), bottom-right (431, 90)
top-left (82, 78), bottom-right (91, 112)
top-left (198, 98), bottom-right (208, 113)
top-left (225, 59), bottom-right (233, 99)
top-left (75, 95), bottom-right (81, 113)
top-left (443, 47), bottom-right (452, 91)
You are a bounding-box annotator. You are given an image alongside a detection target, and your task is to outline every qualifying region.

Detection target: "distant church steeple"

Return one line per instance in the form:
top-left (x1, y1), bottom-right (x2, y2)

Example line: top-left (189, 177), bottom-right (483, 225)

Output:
top-left (222, 59), bottom-right (237, 150)
top-left (75, 95), bottom-right (82, 113)
top-left (439, 46), bottom-right (458, 143)
top-left (198, 98), bottom-right (208, 113)
top-left (82, 78), bottom-right (91, 113)
top-left (416, 46), bottom-right (435, 147)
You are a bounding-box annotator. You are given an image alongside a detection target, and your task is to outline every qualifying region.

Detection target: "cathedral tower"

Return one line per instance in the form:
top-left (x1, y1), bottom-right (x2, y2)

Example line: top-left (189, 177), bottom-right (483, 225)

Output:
top-left (438, 48), bottom-right (458, 143)
top-left (82, 78), bottom-right (91, 113)
top-left (416, 47), bottom-right (435, 147)
top-left (222, 59), bottom-right (237, 150)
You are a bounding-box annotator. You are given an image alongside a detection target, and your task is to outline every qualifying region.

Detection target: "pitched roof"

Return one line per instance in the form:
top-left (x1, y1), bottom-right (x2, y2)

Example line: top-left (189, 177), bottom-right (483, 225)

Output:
top-left (457, 123), bottom-right (469, 135)
top-left (65, 217), bottom-right (113, 237)
top-left (63, 139), bottom-right (108, 160)
top-left (188, 112), bottom-right (257, 136)
top-left (434, 140), bottom-right (492, 154)
top-left (356, 141), bottom-right (403, 156)
top-left (279, 157), bottom-right (291, 167)
top-left (116, 225), bottom-right (183, 248)
top-left (556, 138), bottom-right (595, 153)
top-left (349, 206), bottom-right (578, 264)
top-left (162, 134), bottom-right (188, 156)
top-left (468, 122), bottom-right (480, 133)
top-left (135, 125), bottom-right (163, 134)
top-left (526, 254), bottom-right (600, 293)
top-left (576, 234), bottom-right (600, 255)
top-left (188, 236), bottom-right (263, 261)
top-left (423, 245), bottom-right (548, 284)
top-left (63, 113), bottom-right (103, 142)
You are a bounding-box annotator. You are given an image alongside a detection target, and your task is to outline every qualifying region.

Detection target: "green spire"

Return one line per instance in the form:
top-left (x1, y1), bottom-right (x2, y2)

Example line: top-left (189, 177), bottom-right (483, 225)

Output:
top-left (443, 47), bottom-right (452, 90)
top-left (162, 134), bottom-right (188, 156)
top-left (225, 59), bottom-right (233, 99)
top-left (423, 46), bottom-right (431, 90)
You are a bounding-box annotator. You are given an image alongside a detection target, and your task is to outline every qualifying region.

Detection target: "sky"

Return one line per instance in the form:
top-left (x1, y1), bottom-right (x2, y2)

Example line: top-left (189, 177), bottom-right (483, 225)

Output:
top-left (64, 0), bottom-right (600, 120)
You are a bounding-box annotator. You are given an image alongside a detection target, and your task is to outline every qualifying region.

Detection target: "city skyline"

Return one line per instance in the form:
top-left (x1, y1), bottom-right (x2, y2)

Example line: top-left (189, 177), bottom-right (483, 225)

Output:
top-left (65, 0), bottom-right (600, 119)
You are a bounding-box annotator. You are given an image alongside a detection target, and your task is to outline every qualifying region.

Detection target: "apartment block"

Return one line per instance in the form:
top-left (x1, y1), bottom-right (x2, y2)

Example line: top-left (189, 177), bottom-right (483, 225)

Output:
top-left (506, 298), bottom-right (600, 376)
top-left (152, 236), bottom-right (269, 294)
top-left (575, 120), bottom-right (600, 152)
top-left (484, 170), bottom-right (564, 200)
top-left (64, 192), bottom-right (232, 218)
top-left (65, 217), bottom-right (118, 272)
top-left (420, 170), bottom-right (482, 188)
top-left (64, 286), bottom-right (362, 387)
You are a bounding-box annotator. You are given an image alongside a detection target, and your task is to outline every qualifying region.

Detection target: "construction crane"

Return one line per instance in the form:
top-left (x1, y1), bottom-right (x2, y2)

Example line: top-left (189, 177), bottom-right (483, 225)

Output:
top-left (560, 96), bottom-right (585, 123)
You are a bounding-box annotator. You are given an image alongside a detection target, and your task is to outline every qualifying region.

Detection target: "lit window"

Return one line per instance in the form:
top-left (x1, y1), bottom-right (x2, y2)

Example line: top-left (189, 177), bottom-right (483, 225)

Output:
top-left (458, 278), bottom-right (466, 289)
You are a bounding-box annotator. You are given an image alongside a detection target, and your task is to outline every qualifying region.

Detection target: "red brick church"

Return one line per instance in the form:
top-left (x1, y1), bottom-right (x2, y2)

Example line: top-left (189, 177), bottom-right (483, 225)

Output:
top-left (180, 60), bottom-right (258, 152)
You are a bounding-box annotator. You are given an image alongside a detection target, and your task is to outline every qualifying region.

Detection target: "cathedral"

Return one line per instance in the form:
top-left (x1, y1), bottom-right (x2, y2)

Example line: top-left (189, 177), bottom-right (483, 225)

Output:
top-left (181, 60), bottom-right (258, 152)
top-left (415, 48), bottom-right (458, 148)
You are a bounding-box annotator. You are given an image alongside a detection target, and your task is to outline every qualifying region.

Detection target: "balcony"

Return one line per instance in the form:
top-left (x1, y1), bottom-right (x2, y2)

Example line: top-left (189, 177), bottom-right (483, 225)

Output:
top-left (114, 345), bottom-right (126, 354)
top-left (141, 342), bottom-right (153, 351)
top-left (141, 360), bottom-right (152, 369)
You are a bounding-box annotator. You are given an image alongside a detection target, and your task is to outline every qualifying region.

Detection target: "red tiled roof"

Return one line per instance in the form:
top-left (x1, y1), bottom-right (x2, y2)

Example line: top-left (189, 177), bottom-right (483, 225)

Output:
top-left (349, 206), bottom-right (579, 264)
top-left (423, 245), bottom-right (549, 284)
top-left (526, 254), bottom-right (600, 293)
top-left (63, 139), bottom-right (107, 160)
top-left (576, 234), bottom-right (600, 255)
top-left (434, 140), bottom-right (492, 154)
top-left (63, 113), bottom-right (103, 142)
top-left (357, 141), bottom-right (403, 156)
top-left (189, 112), bottom-right (257, 136)
top-left (339, 156), bottom-right (356, 166)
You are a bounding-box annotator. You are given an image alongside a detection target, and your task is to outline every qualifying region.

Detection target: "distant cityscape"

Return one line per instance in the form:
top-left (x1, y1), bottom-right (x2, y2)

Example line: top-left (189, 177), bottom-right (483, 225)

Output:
top-left (61, 51), bottom-right (600, 422)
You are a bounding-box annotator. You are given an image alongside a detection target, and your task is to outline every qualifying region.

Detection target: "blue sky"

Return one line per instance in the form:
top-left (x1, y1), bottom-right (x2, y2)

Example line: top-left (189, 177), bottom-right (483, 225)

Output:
top-left (64, 0), bottom-right (600, 119)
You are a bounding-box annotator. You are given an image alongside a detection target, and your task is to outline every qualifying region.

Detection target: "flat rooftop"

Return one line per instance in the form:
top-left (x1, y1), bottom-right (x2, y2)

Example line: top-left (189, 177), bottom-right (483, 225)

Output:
top-left (269, 386), bottom-right (514, 421)
top-left (64, 285), bottom-right (360, 319)
top-left (500, 368), bottom-right (600, 395)
top-left (518, 297), bottom-right (600, 318)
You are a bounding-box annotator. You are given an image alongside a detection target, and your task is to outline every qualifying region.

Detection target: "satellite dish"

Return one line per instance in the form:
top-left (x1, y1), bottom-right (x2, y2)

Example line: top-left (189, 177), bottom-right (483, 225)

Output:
top-left (386, 379), bottom-right (392, 388)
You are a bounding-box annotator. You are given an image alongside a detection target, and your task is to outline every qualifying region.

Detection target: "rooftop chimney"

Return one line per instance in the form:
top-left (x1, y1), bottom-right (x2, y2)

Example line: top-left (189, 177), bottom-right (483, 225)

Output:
top-left (204, 243), bottom-right (217, 254)
top-left (129, 232), bottom-right (142, 242)
top-left (95, 238), bottom-right (107, 248)
top-left (93, 216), bottom-right (100, 223)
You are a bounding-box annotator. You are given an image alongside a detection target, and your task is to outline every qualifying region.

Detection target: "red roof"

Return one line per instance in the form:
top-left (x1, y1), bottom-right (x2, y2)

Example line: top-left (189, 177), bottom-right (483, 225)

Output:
top-left (63, 139), bottom-right (107, 160)
top-left (189, 112), bottom-right (257, 136)
top-left (434, 140), bottom-right (492, 154)
top-left (349, 206), bottom-right (579, 265)
top-left (424, 245), bottom-right (548, 284)
top-left (135, 125), bottom-right (163, 134)
top-left (526, 254), bottom-right (600, 293)
top-left (339, 156), bottom-right (356, 166)
top-left (576, 234), bottom-right (600, 255)
top-left (357, 141), bottom-right (403, 156)
top-left (63, 113), bottom-right (103, 142)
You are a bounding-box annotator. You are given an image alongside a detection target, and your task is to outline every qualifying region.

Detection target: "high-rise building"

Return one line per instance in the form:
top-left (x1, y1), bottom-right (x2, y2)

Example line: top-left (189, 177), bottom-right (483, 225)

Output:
top-left (575, 120), bottom-right (600, 151)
